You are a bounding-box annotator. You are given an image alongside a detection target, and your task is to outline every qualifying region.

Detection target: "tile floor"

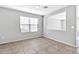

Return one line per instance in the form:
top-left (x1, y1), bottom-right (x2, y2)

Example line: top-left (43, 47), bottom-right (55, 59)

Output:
top-left (0, 37), bottom-right (76, 54)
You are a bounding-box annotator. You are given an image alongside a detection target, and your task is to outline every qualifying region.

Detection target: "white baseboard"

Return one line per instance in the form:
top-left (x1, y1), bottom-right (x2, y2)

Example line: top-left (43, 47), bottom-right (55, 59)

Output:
top-left (43, 35), bottom-right (76, 48)
top-left (0, 36), bottom-right (42, 44)
top-left (0, 35), bottom-right (76, 48)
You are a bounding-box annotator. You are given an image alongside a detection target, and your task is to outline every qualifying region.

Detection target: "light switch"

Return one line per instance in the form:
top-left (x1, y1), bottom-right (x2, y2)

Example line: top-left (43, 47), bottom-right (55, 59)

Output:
top-left (71, 26), bottom-right (75, 29)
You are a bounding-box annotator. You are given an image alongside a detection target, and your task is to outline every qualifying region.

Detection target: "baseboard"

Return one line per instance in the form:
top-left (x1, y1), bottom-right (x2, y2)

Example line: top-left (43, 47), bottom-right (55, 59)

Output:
top-left (43, 35), bottom-right (76, 48)
top-left (0, 36), bottom-right (42, 45)
top-left (0, 35), bottom-right (76, 48)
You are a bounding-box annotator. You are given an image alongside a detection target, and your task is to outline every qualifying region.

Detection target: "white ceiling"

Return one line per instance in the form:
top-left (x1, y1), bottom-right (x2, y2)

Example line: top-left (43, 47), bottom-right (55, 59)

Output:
top-left (1, 5), bottom-right (69, 16)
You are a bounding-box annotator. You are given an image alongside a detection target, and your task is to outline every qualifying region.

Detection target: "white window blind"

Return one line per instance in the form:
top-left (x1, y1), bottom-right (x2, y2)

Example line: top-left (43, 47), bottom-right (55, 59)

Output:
top-left (20, 16), bottom-right (38, 32)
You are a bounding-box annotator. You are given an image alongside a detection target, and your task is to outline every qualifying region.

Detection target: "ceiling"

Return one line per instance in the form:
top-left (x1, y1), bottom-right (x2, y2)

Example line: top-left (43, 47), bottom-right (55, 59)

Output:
top-left (1, 5), bottom-right (69, 16)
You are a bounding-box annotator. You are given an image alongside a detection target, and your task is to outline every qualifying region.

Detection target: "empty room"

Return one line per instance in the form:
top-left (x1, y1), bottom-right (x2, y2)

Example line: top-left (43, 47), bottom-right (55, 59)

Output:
top-left (0, 5), bottom-right (77, 54)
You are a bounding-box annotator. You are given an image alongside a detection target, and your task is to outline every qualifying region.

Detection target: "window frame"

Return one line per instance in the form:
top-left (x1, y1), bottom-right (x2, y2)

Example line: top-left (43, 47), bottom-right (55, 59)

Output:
top-left (20, 16), bottom-right (39, 33)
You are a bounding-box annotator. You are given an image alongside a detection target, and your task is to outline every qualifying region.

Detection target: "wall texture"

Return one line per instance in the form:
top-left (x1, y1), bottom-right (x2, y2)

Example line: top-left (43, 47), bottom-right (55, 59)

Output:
top-left (0, 7), bottom-right (42, 44)
top-left (44, 6), bottom-right (76, 47)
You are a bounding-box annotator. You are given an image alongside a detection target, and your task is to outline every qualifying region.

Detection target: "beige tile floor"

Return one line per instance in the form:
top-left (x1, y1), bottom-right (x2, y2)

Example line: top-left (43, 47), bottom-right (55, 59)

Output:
top-left (0, 37), bottom-right (76, 54)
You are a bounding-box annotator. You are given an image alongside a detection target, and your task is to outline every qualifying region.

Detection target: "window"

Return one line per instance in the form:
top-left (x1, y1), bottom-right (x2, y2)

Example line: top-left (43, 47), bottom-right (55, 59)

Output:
top-left (20, 16), bottom-right (38, 32)
top-left (47, 11), bottom-right (66, 31)
top-left (30, 18), bottom-right (38, 32)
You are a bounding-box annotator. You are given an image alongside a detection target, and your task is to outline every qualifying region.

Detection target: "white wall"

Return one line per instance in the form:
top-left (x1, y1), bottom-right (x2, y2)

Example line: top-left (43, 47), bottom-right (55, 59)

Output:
top-left (77, 18), bottom-right (79, 31)
top-left (44, 6), bottom-right (76, 47)
top-left (0, 7), bottom-right (42, 44)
